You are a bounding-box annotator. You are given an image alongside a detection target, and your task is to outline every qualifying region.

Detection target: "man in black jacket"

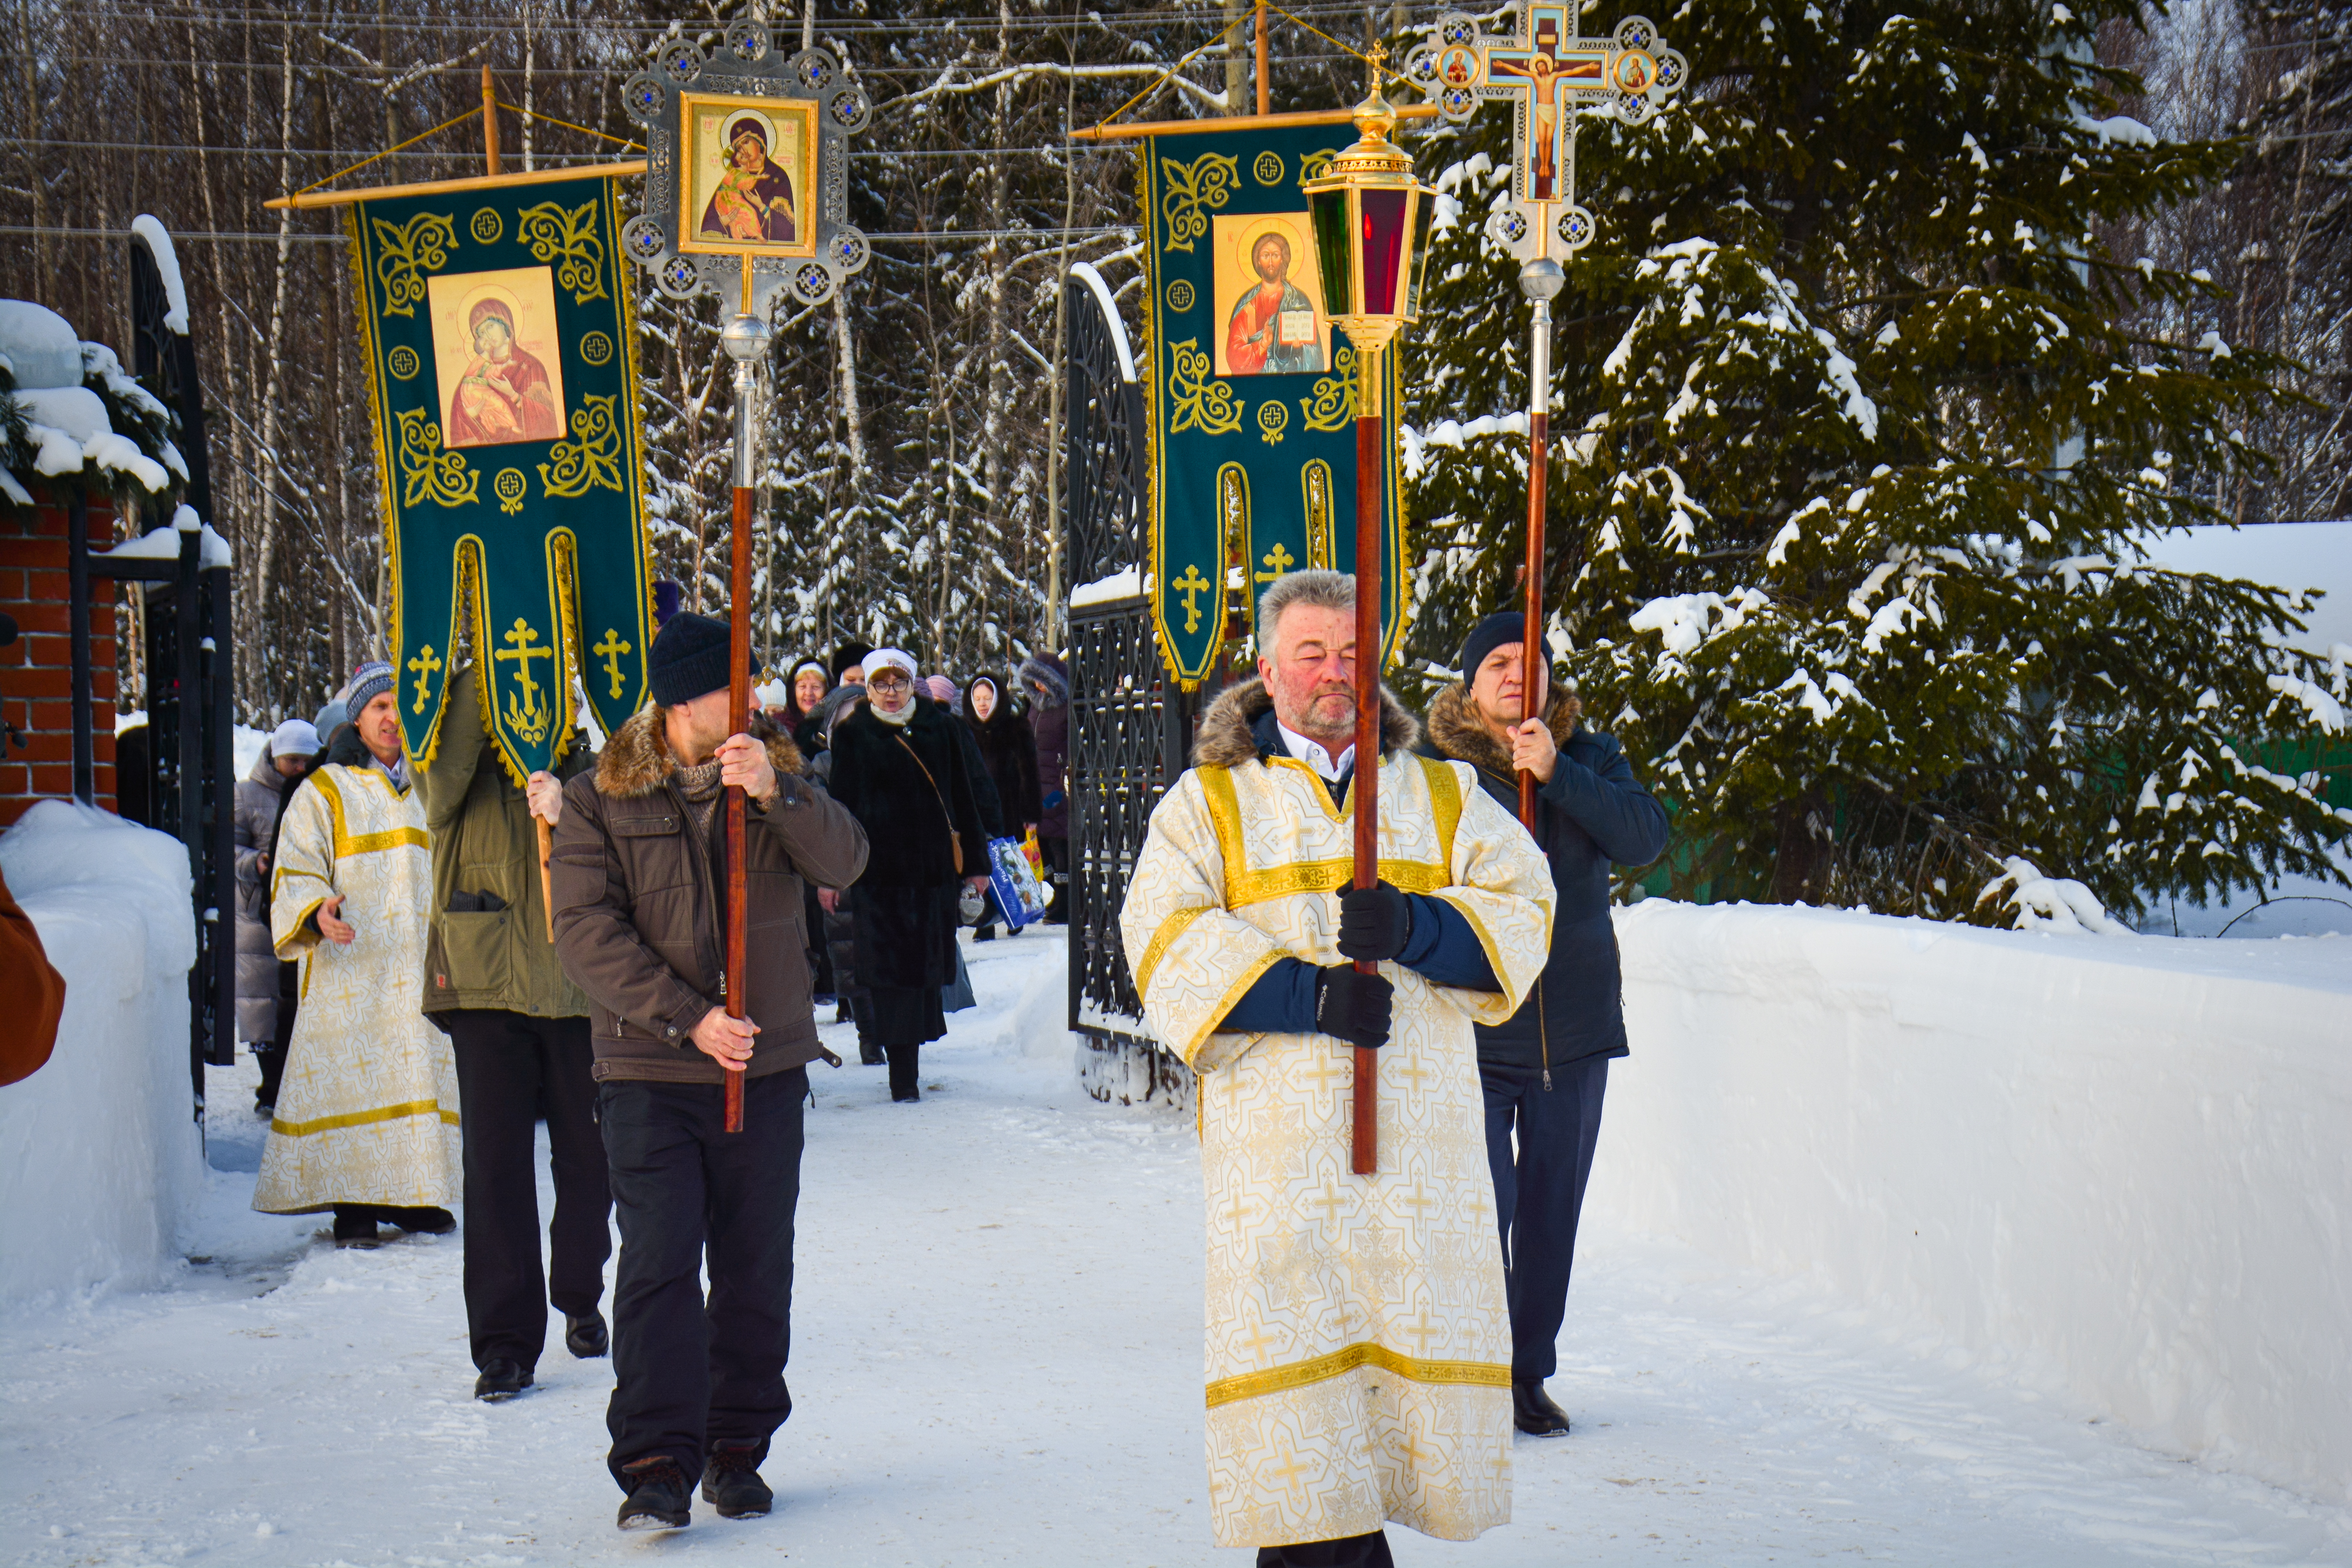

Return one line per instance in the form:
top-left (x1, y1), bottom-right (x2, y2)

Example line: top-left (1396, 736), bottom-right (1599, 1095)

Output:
top-left (1416, 611), bottom-right (1670, 1437)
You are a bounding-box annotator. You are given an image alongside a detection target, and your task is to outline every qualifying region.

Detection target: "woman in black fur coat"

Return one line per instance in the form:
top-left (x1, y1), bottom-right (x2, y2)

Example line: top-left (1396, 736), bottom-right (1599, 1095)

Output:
top-left (821, 649), bottom-right (988, 1102)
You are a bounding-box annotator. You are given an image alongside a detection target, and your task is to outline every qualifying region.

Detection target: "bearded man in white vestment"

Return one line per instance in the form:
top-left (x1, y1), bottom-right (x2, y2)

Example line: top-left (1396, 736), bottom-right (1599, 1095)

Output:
top-left (1120, 570), bottom-right (1553, 1566)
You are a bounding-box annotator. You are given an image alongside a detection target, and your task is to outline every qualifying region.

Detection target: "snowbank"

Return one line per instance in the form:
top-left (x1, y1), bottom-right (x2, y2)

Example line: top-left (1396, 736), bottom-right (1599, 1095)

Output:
top-left (1591, 898), bottom-right (2352, 1503)
top-left (0, 801), bottom-right (201, 1306)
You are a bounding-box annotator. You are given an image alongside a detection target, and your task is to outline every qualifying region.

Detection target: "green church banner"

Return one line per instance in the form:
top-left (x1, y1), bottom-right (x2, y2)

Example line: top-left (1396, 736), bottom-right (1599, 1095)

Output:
top-left (347, 175), bottom-right (654, 781)
top-left (1140, 124), bottom-right (1408, 689)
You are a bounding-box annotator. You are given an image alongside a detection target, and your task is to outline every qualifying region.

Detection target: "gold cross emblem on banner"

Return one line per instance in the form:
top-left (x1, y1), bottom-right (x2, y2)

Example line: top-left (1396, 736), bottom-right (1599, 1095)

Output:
top-left (1254, 543), bottom-right (1296, 583)
top-left (1170, 563), bottom-right (1215, 634)
top-left (405, 644), bottom-right (442, 713)
top-left (495, 618), bottom-right (555, 744)
top-left (590, 627), bottom-right (632, 700)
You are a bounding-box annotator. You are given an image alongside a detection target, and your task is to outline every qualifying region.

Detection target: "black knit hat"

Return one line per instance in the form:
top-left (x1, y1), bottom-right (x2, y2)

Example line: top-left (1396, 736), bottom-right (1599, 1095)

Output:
top-left (649, 612), bottom-right (738, 706)
top-left (830, 641), bottom-right (876, 683)
top-left (1458, 611), bottom-right (1528, 685)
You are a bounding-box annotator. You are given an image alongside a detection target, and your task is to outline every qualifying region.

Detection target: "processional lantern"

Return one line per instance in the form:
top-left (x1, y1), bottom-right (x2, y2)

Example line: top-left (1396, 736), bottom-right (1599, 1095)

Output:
top-left (619, 23), bottom-right (871, 1131)
top-left (1404, 5), bottom-right (1685, 824)
top-left (1298, 80), bottom-right (1435, 1179)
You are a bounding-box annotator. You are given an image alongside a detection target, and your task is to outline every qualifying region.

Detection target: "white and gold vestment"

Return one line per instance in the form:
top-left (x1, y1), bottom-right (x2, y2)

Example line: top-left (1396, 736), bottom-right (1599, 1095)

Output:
top-left (1120, 689), bottom-right (1552, 1549)
top-left (253, 761), bottom-right (461, 1215)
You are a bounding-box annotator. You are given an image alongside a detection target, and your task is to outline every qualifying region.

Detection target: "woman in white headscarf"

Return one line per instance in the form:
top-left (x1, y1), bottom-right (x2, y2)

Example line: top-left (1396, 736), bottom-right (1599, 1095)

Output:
top-left (818, 648), bottom-right (989, 1102)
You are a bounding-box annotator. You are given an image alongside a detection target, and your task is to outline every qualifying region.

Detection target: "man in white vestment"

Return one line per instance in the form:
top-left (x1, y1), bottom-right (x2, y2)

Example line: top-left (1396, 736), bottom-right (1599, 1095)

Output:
top-left (254, 660), bottom-right (462, 1248)
top-left (1120, 570), bottom-right (1554, 1566)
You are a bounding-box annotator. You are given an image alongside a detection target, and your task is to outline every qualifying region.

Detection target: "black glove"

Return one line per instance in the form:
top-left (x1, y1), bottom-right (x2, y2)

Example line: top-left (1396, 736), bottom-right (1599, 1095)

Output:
top-left (1315, 964), bottom-right (1394, 1049)
top-left (1337, 880), bottom-right (1413, 962)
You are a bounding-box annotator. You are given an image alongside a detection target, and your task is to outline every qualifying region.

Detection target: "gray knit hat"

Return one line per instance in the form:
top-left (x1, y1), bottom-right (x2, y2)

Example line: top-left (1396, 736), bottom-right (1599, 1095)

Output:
top-left (345, 660), bottom-right (394, 714)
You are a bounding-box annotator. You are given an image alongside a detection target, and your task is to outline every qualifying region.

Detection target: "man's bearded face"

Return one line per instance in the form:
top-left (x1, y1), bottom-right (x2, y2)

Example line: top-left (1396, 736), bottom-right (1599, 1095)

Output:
top-left (1260, 601), bottom-right (1358, 744)
top-left (1254, 239), bottom-right (1288, 284)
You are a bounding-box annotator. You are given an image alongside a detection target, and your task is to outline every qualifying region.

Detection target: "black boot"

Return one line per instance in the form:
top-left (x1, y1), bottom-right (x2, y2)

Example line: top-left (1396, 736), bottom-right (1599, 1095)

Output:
top-left (885, 1042), bottom-right (920, 1102)
top-left (332, 1207), bottom-right (380, 1249)
top-left (566, 1310), bottom-right (609, 1359)
top-left (1512, 1379), bottom-right (1571, 1436)
top-left (616, 1456), bottom-right (691, 1530)
top-left (382, 1205), bottom-right (456, 1235)
top-left (474, 1356), bottom-right (533, 1402)
top-left (858, 1036), bottom-right (884, 1066)
top-left (700, 1442), bottom-right (774, 1519)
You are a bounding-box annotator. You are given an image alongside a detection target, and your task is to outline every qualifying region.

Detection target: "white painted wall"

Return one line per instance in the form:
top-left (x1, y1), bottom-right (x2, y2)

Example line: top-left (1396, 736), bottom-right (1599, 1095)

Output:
top-left (1591, 899), bottom-right (2352, 1503)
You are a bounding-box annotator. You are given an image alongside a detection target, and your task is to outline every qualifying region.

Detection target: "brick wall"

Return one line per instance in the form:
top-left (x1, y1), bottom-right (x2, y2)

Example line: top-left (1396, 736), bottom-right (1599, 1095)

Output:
top-left (1, 487), bottom-right (119, 827)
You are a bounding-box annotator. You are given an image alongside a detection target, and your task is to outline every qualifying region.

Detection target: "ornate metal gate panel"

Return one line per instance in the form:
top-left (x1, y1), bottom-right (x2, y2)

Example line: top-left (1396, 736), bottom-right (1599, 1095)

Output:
top-left (1061, 266), bottom-right (1195, 1108)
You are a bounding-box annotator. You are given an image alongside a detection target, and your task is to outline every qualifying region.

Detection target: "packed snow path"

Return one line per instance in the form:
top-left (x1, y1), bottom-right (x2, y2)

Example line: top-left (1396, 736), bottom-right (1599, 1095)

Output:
top-left (6, 936), bottom-right (2349, 1566)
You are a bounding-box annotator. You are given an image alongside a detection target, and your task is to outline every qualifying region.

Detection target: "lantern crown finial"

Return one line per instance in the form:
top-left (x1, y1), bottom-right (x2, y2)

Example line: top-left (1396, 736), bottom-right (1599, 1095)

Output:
top-left (1318, 84), bottom-right (1414, 182)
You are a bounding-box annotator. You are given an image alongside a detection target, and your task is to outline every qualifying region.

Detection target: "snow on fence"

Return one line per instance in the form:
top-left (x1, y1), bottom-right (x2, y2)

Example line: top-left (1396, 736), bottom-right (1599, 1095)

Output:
top-left (1591, 899), bottom-right (2352, 1503)
top-left (0, 801), bottom-right (201, 1306)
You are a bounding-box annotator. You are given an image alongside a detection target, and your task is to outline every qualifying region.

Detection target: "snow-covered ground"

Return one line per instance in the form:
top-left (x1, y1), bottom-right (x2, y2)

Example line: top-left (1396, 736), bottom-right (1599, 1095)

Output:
top-left (6, 934), bottom-right (2351, 1565)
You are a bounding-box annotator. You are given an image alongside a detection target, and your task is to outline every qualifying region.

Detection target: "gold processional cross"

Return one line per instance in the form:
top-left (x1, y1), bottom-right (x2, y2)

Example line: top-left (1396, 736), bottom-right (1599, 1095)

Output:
top-left (1410, 5), bottom-right (1684, 259)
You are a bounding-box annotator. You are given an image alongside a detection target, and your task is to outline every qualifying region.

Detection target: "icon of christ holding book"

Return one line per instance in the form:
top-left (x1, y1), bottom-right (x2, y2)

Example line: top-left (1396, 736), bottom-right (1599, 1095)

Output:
top-left (1223, 230), bottom-right (1323, 376)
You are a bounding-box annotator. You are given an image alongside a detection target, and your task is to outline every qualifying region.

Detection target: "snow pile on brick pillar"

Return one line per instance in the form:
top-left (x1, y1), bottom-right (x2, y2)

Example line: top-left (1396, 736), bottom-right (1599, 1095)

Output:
top-left (1591, 898), bottom-right (2352, 1503)
top-left (0, 801), bottom-right (201, 1305)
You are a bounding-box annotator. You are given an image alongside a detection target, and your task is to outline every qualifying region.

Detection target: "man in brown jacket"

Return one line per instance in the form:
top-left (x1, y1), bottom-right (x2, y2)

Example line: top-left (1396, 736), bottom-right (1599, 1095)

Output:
top-left (417, 663), bottom-right (609, 1404)
top-left (550, 612), bottom-right (867, 1534)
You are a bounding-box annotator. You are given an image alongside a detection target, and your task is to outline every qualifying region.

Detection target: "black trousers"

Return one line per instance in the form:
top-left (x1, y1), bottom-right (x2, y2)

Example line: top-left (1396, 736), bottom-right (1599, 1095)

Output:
top-left (1039, 833), bottom-right (1070, 922)
top-left (255, 959), bottom-right (299, 1108)
top-left (445, 1009), bottom-right (611, 1373)
top-left (599, 1069), bottom-right (806, 1490)
top-left (1481, 1054), bottom-right (1609, 1383)
top-left (1256, 1530), bottom-right (1393, 1567)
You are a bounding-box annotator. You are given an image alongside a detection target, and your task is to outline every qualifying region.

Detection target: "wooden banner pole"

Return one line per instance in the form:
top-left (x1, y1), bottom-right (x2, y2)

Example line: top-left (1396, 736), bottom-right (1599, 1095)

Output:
top-left (719, 258), bottom-right (770, 1135)
top-left (1255, 0), bottom-right (1270, 116)
top-left (481, 66), bottom-right (502, 177)
top-left (1516, 257), bottom-right (1563, 828)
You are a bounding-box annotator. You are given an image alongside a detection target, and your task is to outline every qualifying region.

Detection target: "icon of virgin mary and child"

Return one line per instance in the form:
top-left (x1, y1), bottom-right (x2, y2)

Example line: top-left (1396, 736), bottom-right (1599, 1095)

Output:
top-left (449, 297), bottom-right (562, 447)
top-left (701, 115), bottom-right (797, 244)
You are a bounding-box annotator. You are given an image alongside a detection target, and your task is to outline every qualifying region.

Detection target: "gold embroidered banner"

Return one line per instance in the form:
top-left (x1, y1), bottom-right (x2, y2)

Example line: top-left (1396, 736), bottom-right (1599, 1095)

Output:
top-left (1141, 125), bottom-right (1408, 689)
top-left (348, 176), bottom-right (654, 779)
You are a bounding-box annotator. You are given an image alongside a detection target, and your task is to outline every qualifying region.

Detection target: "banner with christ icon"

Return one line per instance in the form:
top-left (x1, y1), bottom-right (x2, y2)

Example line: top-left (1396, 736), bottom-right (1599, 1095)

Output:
top-left (1140, 124), bottom-right (1408, 689)
top-left (347, 173), bottom-right (654, 782)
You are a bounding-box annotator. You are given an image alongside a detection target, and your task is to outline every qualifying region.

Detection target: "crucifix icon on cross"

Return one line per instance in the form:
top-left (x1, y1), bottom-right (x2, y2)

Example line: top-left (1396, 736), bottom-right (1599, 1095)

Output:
top-left (1405, 5), bottom-right (1685, 260)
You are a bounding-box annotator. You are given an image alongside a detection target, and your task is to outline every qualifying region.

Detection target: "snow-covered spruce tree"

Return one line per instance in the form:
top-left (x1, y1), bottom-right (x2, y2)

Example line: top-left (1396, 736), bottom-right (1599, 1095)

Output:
top-left (1399, 0), bottom-right (2351, 921)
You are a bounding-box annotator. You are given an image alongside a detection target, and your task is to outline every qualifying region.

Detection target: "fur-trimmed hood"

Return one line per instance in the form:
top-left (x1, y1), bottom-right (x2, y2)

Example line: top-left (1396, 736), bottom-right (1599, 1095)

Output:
top-left (1192, 677), bottom-right (1419, 770)
top-left (1421, 681), bottom-right (1581, 778)
top-left (594, 706), bottom-right (804, 799)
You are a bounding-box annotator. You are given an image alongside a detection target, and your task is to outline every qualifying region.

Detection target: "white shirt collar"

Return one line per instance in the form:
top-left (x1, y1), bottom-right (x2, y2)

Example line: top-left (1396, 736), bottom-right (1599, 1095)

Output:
top-left (1275, 721), bottom-right (1355, 783)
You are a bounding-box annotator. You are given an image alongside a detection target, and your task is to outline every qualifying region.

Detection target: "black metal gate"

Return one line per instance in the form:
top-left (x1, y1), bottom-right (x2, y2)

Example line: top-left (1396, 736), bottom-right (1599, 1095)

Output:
top-left (82, 224), bottom-right (235, 1122)
top-left (1060, 268), bottom-right (1195, 1107)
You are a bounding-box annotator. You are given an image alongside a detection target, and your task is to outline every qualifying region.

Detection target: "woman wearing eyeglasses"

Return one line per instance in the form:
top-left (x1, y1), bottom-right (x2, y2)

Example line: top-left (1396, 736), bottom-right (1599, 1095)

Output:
top-left (817, 648), bottom-right (990, 1102)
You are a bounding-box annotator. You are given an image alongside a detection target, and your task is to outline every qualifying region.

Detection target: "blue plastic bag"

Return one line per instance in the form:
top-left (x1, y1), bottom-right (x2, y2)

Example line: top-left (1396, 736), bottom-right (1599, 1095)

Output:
top-left (985, 835), bottom-right (1050, 930)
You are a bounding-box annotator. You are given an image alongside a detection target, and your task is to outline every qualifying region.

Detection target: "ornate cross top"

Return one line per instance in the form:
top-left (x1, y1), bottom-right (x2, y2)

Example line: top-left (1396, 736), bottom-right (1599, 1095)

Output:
top-left (1406, 5), bottom-right (1686, 260)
